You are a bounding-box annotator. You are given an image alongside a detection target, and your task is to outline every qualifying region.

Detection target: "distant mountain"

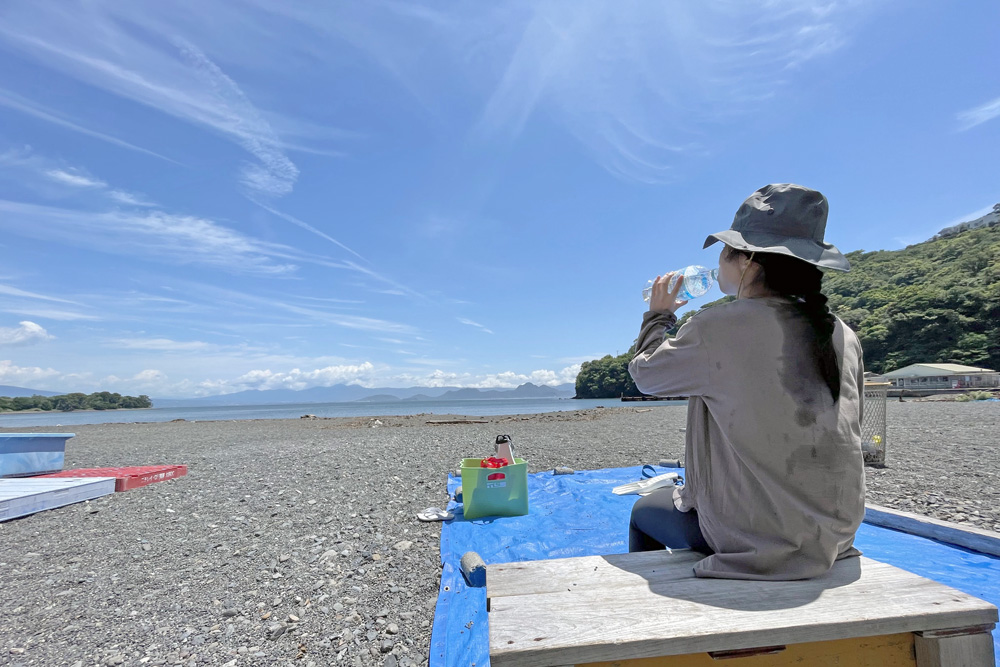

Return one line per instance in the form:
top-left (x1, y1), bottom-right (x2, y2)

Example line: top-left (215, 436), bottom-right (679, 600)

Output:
top-left (401, 394), bottom-right (435, 402)
top-left (152, 382), bottom-right (576, 407)
top-left (0, 385), bottom-right (61, 398)
top-left (152, 384), bottom-right (454, 407)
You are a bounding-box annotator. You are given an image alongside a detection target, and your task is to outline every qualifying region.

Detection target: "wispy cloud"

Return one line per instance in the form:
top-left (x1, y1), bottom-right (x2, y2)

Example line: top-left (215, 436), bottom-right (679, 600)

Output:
top-left (0, 283), bottom-right (80, 305)
top-left (0, 199), bottom-right (301, 276)
top-left (294, 295), bottom-right (365, 305)
top-left (0, 18), bottom-right (300, 197)
top-left (110, 337), bottom-right (215, 352)
top-left (2, 308), bottom-right (99, 321)
top-left (254, 201), bottom-right (365, 260)
top-left (340, 259), bottom-right (426, 301)
top-left (45, 168), bottom-right (106, 188)
top-left (169, 279), bottom-right (420, 335)
top-left (956, 95), bottom-right (1000, 131)
top-left (0, 321), bottom-right (54, 346)
top-left (0, 87), bottom-right (179, 163)
top-left (2, 147), bottom-right (158, 207)
top-left (108, 190), bottom-right (156, 207)
top-left (231, 1), bottom-right (865, 184)
top-left (471, 2), bottom-right (864, 182)
top-left (458, 317), bottom-right (494, 334)
top-left (176, 40), bottom-right (299, 197)
top-left (0, 281), bottom-right (96, 322)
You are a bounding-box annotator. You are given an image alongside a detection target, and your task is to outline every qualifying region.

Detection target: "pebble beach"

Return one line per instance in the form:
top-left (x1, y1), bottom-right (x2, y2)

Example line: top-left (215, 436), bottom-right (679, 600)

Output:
top-left (1, 400), bottom-right (998, 666)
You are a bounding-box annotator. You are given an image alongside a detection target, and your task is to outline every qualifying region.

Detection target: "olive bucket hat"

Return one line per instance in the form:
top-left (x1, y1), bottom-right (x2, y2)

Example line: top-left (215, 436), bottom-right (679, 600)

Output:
top-left (703, 183), bottom-right (851, 272)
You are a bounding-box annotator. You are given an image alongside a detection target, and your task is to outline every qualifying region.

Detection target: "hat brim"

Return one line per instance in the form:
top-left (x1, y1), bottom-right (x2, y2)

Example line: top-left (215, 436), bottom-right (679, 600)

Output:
top-left (703, 229), bottom-right (850, 272)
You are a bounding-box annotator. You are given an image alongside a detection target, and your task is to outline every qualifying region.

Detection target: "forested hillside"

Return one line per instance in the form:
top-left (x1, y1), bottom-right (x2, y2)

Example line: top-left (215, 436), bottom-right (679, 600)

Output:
top-left (0, 392), bottom-right (152, 413)
top-left (824, 223), bottom-right (999, 373)
top-left (575, 223), bottom-right (1000, 397)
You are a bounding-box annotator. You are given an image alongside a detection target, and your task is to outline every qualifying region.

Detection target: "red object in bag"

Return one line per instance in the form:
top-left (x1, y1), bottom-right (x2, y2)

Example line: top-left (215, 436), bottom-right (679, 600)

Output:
top-left (479, 456), bottom-right (509, 469)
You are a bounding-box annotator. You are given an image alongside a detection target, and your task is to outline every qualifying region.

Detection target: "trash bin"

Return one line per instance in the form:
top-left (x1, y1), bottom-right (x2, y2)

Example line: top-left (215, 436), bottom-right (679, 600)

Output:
top-left (861, 383), bottom-right (889, 466)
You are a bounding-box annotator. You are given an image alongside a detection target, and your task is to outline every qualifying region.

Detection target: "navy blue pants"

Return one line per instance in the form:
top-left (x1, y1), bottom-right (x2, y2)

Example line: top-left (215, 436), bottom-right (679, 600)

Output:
top-left (628, 487), bottom-right (714, 554)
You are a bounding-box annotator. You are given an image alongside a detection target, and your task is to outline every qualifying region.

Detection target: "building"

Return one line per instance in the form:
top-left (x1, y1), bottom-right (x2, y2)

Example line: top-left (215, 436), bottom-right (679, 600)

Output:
top-left (883, 363), bottom-right (1000, 390)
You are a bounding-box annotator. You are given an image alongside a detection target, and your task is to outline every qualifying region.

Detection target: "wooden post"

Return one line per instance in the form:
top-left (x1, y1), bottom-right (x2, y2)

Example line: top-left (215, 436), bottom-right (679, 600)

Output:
top-left (914, 625), bottom-right (996, 666)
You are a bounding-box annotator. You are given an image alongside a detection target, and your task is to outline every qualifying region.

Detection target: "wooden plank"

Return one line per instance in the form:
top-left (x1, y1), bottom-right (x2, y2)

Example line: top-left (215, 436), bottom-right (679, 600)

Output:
top-left (426, 419), bottom-right (489, 425)
top-left (914, 631), bottom-right (995, 666)
top-left (487, 550), bottom-right (705, 600)
top-left (488, 557), bottom-right (998, 667)
top-left (0, 477), bottom-right (115, 522)
top-left (865, 504), bottom-right (1000, 558)
top-left (581, 632), bottom-right (917, 666)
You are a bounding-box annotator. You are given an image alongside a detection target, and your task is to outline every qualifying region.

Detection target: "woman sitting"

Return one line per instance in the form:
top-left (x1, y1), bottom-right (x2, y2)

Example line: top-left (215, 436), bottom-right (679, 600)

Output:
top-left (628, 183), bottom-right (866, 580)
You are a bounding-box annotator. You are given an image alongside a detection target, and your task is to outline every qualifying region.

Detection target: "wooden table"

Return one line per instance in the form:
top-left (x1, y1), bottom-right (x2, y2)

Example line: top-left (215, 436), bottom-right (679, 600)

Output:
top-left (487, 550), bottom-right (997, 666)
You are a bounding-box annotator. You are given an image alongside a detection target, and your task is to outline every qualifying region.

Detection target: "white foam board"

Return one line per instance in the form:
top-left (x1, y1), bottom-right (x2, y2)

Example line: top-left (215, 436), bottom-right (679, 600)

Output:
top-left (0, 477), bottom-right (115, 522)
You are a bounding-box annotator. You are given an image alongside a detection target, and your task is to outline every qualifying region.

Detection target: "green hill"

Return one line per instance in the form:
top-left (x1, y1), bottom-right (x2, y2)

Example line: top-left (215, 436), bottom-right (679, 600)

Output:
top-left (825, 223), bottom-right (999, 374)
top-left (575, 223), bottom-right (1000, 397)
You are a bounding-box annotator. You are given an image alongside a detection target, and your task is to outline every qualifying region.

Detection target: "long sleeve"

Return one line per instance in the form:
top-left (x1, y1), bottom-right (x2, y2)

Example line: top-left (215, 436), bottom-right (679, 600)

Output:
top-left (628, 310), bottom-right (711, 398)
top-left (857, 353), bottom-right (865, 429)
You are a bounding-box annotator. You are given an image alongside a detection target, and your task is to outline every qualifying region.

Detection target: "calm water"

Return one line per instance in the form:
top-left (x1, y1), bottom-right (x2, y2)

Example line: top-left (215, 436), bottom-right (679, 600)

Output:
top-left (0, 397), bottom-right (686, 428)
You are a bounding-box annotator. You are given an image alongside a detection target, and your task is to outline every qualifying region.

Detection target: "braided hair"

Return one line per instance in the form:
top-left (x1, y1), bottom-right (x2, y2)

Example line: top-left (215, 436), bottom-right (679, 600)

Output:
top-left (726, 247), bottom-right (841, 402)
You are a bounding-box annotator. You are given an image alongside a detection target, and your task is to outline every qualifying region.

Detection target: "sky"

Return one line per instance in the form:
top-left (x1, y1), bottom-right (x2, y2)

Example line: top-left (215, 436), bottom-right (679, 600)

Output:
top-left (0, 1), bottom-right (998, 399)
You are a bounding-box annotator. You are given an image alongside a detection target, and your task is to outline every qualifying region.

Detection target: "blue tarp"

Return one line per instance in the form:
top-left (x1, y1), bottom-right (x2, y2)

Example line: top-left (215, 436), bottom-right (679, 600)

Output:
top-left (430, 465), bottom-right (1000, 667)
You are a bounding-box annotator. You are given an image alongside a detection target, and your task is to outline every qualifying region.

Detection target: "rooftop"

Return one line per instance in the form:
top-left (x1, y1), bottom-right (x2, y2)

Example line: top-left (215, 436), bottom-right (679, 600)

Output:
top-left (883, 363), bottom-right (997, 378)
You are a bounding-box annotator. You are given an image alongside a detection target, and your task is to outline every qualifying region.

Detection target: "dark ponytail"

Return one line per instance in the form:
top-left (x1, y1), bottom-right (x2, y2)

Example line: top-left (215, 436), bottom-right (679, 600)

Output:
top-left (727, 248), bottom-right (840, 402)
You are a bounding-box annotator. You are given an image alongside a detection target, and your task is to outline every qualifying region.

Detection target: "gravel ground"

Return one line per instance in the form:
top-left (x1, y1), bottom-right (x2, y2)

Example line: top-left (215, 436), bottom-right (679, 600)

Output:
top-left (1, 400), bottom-right (998, 666)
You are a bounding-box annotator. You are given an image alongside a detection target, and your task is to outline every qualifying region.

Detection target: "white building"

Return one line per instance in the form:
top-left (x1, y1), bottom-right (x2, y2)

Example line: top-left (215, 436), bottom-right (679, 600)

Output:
top-left (883, 363), bottom-right (1000, 390)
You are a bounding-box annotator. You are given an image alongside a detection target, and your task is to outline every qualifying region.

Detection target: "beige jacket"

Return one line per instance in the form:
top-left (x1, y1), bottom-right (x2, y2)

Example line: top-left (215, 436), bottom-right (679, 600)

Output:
top-left (629, 297), bottom-right (866, 580)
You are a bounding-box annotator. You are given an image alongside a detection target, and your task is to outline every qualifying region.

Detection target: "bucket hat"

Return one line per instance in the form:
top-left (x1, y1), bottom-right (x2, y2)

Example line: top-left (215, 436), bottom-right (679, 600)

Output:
top-left (703, 183), bottom-right (851, 272)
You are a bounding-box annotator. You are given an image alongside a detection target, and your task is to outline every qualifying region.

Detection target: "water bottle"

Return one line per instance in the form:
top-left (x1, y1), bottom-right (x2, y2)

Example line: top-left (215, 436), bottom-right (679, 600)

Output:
top-left (642, 265), bottom-right (719, 302)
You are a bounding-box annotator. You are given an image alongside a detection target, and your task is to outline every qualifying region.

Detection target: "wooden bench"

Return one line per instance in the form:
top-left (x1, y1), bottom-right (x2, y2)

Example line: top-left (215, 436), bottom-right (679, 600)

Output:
top-left (486, 550), bottom-right (997, 666)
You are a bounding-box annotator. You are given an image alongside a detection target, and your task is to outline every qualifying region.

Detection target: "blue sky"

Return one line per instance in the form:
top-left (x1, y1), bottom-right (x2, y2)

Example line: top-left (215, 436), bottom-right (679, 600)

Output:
top-left (0, 1), bottom-right (997, 398)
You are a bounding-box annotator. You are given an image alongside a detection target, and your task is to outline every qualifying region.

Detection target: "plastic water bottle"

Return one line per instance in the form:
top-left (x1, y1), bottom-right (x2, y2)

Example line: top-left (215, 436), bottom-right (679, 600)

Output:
top-left (642, 265), bottom-right (719, 302)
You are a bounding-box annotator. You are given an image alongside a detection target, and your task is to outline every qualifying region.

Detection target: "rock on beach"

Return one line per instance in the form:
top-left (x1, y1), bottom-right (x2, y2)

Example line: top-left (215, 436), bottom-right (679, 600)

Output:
top-left (0, 401), bottom-right (998, 664)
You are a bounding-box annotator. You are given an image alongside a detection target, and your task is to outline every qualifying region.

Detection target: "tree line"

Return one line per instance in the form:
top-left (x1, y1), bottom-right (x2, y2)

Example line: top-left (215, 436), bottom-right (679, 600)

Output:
top-left (0, 392), bottom-right (152, 413)
top-left (576, 222), bottom-right (1000, 397)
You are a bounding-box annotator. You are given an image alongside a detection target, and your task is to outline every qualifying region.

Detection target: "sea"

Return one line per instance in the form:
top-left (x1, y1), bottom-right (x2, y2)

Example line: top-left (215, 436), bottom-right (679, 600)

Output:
top-left (0, 397), bottom-right (686, 428)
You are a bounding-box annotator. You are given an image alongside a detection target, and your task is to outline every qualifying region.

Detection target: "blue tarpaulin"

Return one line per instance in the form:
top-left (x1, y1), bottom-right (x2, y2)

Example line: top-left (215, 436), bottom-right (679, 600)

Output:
top-left (430, 465), bottom-right (1000, 667)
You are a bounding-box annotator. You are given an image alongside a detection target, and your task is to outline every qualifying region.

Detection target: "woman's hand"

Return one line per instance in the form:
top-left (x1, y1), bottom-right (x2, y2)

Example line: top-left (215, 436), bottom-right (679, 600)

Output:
top-left (648, 272), bottom-right (687, 314)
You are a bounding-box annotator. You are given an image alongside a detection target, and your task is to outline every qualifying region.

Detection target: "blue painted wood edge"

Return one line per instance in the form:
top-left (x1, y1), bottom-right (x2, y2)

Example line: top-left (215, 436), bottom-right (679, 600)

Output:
top-left (865, 504), bottom-right (1000, 558)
